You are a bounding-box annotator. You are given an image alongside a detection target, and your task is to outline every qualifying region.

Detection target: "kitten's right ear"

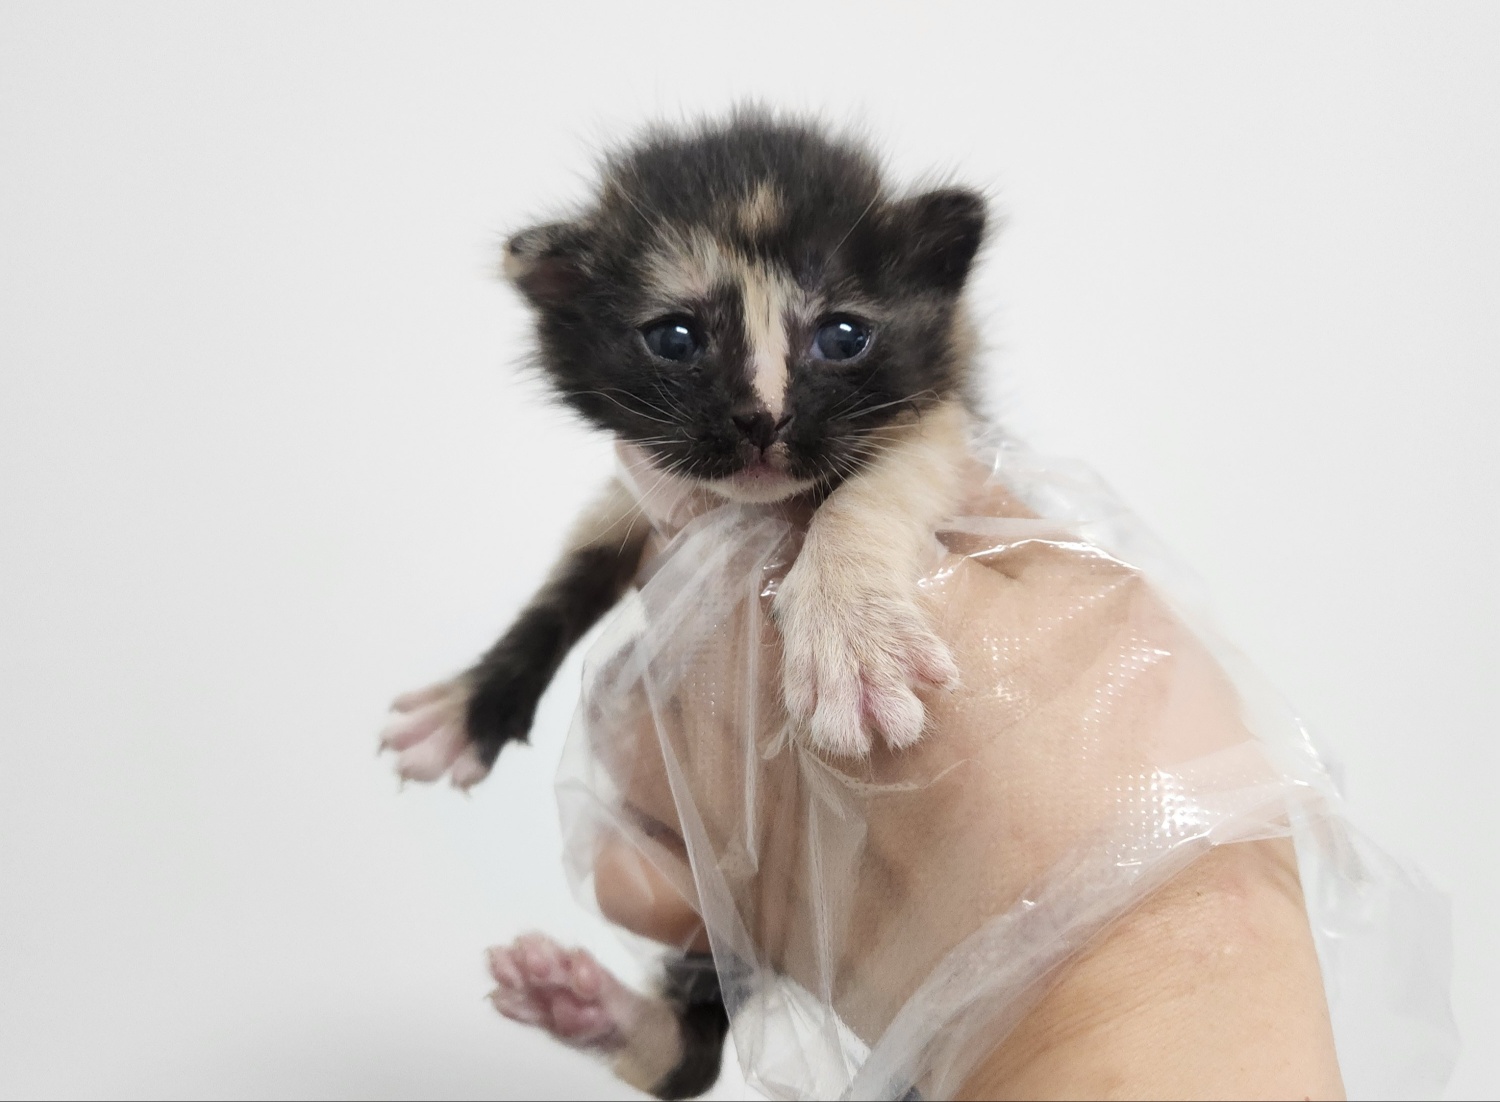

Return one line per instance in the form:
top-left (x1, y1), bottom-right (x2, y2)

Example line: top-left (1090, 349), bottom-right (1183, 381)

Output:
top-left (502, 221), bottom-right (592, 309)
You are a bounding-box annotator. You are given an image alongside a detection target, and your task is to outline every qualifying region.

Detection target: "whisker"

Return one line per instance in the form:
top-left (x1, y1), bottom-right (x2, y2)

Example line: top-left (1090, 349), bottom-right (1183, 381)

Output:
top-left (603, 387), bottom-right (684, 422)
top-left (612, 181), bottom-right (658, 228)
top-left (569, 388), bottom-right (676, 426)
top-left (650, 380), bottom-right (693, 423)
top-left (592, 450), bottom-right (695, 551)
top-left (840, 389), bottom-right (939, 422)
top-left (627, 434), bottom-right (687, 448)
top-left (825, 366), bottom-right (882, 420)
top-left (827, 192), bottom-right (881, 262)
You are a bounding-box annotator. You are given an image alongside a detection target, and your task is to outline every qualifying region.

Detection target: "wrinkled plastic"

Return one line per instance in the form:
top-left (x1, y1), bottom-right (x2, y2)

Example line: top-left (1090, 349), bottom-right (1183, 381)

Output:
top-left (555, 430), bottom-right (1457, 1101)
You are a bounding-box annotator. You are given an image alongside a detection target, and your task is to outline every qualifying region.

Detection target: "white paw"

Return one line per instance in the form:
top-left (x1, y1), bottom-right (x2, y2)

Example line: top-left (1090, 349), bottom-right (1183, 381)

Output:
top-left (775, 562), bottom-right (958, 756)
top-left (486, 933), bottom-right (638, 1050)
top-left (378, 679), bottom-right (490, 789)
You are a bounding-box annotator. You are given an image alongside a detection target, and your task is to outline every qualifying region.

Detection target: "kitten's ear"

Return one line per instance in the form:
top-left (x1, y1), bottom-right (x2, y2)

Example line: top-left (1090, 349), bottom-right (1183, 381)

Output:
top-left (890, 188), bottom-right (987, 292)
top-left (502, 221), bottom-right (592, 309)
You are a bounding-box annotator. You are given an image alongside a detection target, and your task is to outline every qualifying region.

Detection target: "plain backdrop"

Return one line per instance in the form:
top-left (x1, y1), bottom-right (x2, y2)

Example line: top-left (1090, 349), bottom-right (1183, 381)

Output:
top-left (1, 3), bottom-right (1495, 1099)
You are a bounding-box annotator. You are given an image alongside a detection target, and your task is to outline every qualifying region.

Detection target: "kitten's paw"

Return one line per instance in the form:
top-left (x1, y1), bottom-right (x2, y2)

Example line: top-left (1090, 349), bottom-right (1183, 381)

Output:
top-left (485, 934), bottom-right (639, 1050)
top-left (378, 679), bottom-right (491, 789)
top-left (776, 566), bottom-right (958, 756)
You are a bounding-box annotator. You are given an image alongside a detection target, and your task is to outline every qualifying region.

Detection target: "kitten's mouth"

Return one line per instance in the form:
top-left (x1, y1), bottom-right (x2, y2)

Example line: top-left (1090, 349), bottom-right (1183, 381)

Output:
top-left (709, 452), bottom-right (812, 503)
top-left (735, 456), bottom-right (782, 481)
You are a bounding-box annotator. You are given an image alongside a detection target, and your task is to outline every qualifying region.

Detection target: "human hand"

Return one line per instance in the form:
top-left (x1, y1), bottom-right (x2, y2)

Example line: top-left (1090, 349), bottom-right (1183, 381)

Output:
top-left (569, 457), bottom-right (1344, 1099)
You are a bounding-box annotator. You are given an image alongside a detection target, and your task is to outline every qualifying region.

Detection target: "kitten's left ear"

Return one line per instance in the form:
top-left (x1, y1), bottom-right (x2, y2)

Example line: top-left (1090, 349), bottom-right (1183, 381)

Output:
top-left (890, 188), bottom-right (988, 292)
top-left (502, 220), bottom-right (593, 309)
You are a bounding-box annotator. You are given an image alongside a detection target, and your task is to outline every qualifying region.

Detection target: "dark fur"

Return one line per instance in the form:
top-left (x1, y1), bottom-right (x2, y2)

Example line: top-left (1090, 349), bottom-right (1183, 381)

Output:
top-left (509, 110), bottom-right (988, 485)
top-left (650, 953), bottom-right (732, 1101)
top-left (463, 534), bottom-right (646, 764)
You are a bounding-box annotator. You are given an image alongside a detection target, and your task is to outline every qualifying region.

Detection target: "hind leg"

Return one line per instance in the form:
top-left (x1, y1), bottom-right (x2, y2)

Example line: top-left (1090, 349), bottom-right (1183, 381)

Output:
top-left (487, 831), bottom-right (729, 1098)
top-left (487, 933), bottom-right (693, 1096)
top-left (486, 933), bottom-right (667, 1050)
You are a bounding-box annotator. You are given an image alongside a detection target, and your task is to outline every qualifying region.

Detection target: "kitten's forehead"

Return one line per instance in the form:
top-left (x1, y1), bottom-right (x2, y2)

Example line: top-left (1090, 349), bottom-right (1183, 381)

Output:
top-left (637, 221), bottom-right (803, 310)
top-left (594, 118), bottom-right (886, 285)
top-left (734, 182), bottom-right (784, 237)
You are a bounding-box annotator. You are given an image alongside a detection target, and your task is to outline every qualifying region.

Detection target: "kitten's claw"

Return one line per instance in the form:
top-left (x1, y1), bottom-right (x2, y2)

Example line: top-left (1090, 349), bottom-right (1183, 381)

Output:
top-left (390, 681), bottom-right (461, 713)
top-left (378, 679), bottom-right (492, 789)
top-left (485, 933), bottom-right (639, 1050)
top-left (776, 564), bottom-right (957, 756)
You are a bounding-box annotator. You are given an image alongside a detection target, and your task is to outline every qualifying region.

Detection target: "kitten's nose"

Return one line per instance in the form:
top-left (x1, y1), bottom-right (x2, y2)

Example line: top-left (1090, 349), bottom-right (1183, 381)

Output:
top-left (733, 410), bottom-right (777, 453)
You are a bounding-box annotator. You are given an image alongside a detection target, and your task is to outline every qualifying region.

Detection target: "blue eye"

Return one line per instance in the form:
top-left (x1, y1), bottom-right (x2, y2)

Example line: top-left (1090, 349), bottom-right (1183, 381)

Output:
top-left (812, 316), bottom-right (872, 362)
top-left (641, 317), bottom-right (702, 362)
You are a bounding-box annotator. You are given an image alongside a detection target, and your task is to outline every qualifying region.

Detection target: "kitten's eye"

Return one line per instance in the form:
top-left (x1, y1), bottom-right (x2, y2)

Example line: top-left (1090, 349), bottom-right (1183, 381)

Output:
top-left (641, 316), bottom-right (702, 362)
top-left (812, 316), bottom-right (872, 362)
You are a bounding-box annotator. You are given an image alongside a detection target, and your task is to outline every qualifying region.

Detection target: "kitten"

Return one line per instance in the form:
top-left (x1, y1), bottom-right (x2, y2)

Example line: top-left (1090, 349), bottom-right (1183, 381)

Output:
top-left (381, 111), bottom-right (987, 788)
top-left (380, 111), bottom-right (988, 1098)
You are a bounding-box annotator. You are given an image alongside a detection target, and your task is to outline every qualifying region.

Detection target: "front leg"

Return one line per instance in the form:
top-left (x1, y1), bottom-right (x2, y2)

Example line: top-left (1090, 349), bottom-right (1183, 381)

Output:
top-left (777, 401), bottom-right (968, 756)
top-left (380, 478), bottom-right (647, 787)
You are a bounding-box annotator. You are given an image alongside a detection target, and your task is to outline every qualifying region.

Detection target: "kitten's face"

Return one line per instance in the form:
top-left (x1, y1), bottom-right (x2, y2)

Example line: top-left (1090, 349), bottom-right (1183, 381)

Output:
top-left (506, 118), bottom-right (986, 503)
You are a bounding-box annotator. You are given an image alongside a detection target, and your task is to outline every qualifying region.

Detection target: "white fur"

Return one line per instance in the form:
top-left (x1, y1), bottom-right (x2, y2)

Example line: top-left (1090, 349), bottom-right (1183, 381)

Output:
top-left (740, 264), bottom-right (795, 418)
top-left (774, 400), bottom-right (969, 755)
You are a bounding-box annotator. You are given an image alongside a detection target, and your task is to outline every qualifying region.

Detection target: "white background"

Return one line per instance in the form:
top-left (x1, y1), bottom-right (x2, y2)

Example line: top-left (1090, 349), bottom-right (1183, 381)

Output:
top-left (2, 3), bottom-right (1495, 1099)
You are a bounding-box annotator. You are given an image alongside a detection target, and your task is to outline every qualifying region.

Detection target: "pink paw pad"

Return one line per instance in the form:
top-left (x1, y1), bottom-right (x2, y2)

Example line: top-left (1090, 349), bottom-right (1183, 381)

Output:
top-left (377, 679), bottom-right (491, 789)
top-left (486, 934), bottom-right (632, 1050)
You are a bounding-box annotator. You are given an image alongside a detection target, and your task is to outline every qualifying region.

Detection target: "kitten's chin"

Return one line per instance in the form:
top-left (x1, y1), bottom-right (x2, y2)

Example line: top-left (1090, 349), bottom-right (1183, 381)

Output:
top-left (705, 462), bottom-right (815, 504)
